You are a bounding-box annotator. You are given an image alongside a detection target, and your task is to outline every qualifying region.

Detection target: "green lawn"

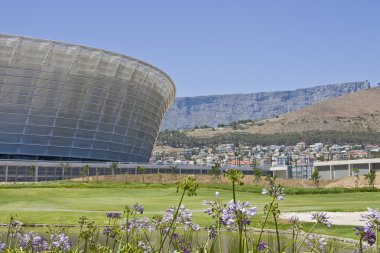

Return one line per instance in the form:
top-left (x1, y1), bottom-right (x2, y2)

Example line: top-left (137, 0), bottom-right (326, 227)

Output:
top-left (0, 181), bottom-right (378, 239)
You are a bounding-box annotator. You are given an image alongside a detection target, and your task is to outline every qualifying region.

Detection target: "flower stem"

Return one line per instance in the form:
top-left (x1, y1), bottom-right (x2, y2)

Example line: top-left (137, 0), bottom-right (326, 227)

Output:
top-left (273, 213), bottom-right (281, 253)
top-left (296, 222), bottom-right (317, 253)
top-left (218, 212), bottom-right (222, 253)
top-left (158, 189), bottom-right (186, 252)
top-left (292, 227), bottom-right (295, 253)
top-left (376, 224), bottom-right (378, 253)
top-left (256, 196), bottom-right (276, 253)
top-left (232, 180), bottom-right (236, 203)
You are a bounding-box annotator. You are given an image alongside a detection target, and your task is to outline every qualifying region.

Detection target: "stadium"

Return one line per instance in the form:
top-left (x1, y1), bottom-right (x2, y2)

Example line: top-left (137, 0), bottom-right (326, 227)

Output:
top-left (0, 34), bottom-right (176, 162)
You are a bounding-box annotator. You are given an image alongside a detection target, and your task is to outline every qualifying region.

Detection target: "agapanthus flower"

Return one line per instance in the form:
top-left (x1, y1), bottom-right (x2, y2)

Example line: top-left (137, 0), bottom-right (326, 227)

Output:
top-left (206, 225), bottom-right (218, 239)
top-left (221, 200), bottom-right (257, 229)
top-left (261, 184), bottom-right (285, 200)
top-left (361, 207), bottom-right (380, 227)
top-left (103, 228), bottom-right (116, 238)
top-left (202, 199), bottom-right (223, 219)
top-left (106, 212), bottom-right (121, 219)
top-left (121, 217), bottom-right (151, 231)
top-left (138, 240), bottom-right (153, 253)
top-left (51, 233), bottom-right (72, 252)
top-left (132, 203), bottom-right (144, 214)
top-left (311, 212), bottom-right (332, 227)
top-left (287, 215), bottom-right (300, 225)
top-left (190, 223), bottom-right (200, 231)
top-left (215, 192), bottom-right (220, 198)
top-left (258, 241), bottom-right (267, 250)
top-left (319, 237), bottom-right (328, 251)
top-left (171, 234), bottom-right (192, 253)
top-left (304, 234), bottom-right (316, 249)
top-left (355, 226), bottom-right (376, 246)
top-left (0, 242), bottom-right (5, 252)
top-left (163, 205), bottom-right (193, 228)
top-left (19, 232), bottom-right (48, 252)
top-left (261, 188), bottom-right (268, 195)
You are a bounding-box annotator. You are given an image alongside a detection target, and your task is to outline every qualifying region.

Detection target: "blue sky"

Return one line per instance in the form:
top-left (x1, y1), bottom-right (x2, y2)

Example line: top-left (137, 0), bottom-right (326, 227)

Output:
top-left (0, 1), bottom-right (379, 97)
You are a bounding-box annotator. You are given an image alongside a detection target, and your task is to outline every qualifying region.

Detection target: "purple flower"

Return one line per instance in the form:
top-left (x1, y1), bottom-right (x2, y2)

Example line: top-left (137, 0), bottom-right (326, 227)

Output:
top-left (202, 199), bottom-right (223, 219)
top-left (221, 200), bottom-right (257, 229)
top-left (132, 203), bottom-right (144, 214)
top-left (258, 241), bottom-right (267, 250)
top-left (19, 232), bottom-right (48, 252)
top-left (103, 228), bottom-right (116, 238)
top-left (361, 207), bottom-right (380, 227)
top-left (355, 226), bottom-right (376, 246)
top-left (106, 212), bottom-right (121, 219)
top-left (0, 242), bottom-right (5, 251)
top-left (287, 215), bottom-right (300, 225)
top-left (51, 233), bottom-right (72, 252)
top-left (206, 225), bottom-right (218, 239)
top-left (163, 205), bottom-right (193, 228)
top-left (311, 212), bottom-right (332, 227)
top-left (262, 183), bottom-right (285, 200)
top-left (171, 234), bottom-right (192, 253)
top-left (190, 223), bottom-right (200, 231)
top-left (138, 240), bottom-right (152, 253)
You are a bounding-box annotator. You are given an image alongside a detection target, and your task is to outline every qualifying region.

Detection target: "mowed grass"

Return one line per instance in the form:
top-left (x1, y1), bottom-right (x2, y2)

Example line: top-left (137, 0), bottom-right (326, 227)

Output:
top-left (0, 181), bottom-right (379, 239)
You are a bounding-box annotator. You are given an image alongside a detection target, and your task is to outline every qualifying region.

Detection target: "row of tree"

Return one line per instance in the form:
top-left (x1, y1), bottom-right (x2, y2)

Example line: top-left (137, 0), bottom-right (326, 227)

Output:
top-left (158, 130), bottom-right (380, 147)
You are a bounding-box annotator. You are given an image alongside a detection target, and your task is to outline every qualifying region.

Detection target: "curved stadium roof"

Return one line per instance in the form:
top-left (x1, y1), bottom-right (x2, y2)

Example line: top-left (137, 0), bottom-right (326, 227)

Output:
top-left (0, 34), bottom-right (176, 162)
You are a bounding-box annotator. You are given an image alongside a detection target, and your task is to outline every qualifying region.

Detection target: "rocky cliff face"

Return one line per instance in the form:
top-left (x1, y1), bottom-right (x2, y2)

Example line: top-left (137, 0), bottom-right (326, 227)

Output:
top-left (161, 81), bottom-right (371, 130)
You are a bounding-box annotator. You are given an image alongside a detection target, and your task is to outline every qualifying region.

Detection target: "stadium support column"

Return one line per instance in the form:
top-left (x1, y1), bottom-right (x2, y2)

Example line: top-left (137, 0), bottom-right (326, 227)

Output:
top-left (5, 165), bottom-right (8, 182)
top-left (34, 166), bottom-right (39, 182)
top-left (348, 164), bottom-right (352, 176)
top-left (330, 165), bottom-right (333, 180)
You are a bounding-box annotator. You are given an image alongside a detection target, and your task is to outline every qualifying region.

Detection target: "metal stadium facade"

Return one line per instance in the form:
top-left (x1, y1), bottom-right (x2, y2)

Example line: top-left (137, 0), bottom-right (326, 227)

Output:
top-left (0, 34), bottom-right (175, 162)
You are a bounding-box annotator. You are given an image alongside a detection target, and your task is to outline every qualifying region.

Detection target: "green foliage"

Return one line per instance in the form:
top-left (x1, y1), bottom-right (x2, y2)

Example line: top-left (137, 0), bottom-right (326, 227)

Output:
top-left (28, 165), bottom-right (37, 178)
top-left (208, 161), bottom-right (221, 179)
top-left (158, 129), bottom-right (380, 147)
top-left (364, 169), bottom-right (377, 189)
top-left (353, 167), bottom-right (360, 189)
top-left (310, 170), bottom-right (321, 187)
top-left (253, 167), bottom-right (263, 183)
top-left (60, 162), bottom-right (70, 180)
top-left (80, 164), bottom-right (90, 182)
top-left (136, 166), bottom-right (145, 183)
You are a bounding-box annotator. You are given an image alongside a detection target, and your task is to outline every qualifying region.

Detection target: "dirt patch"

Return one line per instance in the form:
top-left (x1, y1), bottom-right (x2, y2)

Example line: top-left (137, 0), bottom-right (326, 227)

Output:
top-left (324, 175), bottom-right (380, 188)
top-left (281, 211), bottom-right (368, 226)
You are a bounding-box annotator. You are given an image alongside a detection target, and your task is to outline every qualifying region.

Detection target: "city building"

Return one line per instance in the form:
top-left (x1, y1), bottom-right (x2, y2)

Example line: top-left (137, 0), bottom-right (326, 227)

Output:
top-left (0, 34), bottom-right (175, 162)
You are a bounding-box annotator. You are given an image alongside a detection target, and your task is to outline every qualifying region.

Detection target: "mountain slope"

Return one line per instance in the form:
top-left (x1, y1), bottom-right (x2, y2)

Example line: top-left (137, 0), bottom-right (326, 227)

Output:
top-left (162, 81), bottom-right (370, 130)
top-left (188, 87), bottom-right (380, 138)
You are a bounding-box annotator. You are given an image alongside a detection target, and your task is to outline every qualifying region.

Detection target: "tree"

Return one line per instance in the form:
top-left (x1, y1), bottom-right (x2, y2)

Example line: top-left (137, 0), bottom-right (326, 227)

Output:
top-left (81, 164), bottom-right (90, 182)
top-left (137, 166), bottom-right (145, 183)
top-left (109, 162), bottom-right (118, 181)
top-left (29, 165), bottom-right (37, 182)
top-left (253, 167), bottom-right (263, 184)
top-left (209, 161), bottom-right (221, 182)
top-left (364, 169), bottom-right (376, 189)
top-left (170, 165), bottom-right (178, 180)
top-left (352, 167), bottom-right (360, 189)
top-left (157, 173), bottom-right (163, 185)
top-left (60, 162), bottom-right (70, 180)
top-left (310, 170), bottom-right (321, 188)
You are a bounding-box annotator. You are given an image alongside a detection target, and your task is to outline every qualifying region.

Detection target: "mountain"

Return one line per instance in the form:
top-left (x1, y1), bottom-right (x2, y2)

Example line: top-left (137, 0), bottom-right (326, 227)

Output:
top-left (187, 86), bottom-right (380, 139)
top-left (161, 81), bottom-right (371, 130)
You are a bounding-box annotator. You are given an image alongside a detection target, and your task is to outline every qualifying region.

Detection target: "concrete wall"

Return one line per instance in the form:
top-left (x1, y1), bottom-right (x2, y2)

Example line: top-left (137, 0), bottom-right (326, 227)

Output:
top-left (334, 165), bottom-right (350, 179)
top-left (316, 166), bottom-right (330, 180)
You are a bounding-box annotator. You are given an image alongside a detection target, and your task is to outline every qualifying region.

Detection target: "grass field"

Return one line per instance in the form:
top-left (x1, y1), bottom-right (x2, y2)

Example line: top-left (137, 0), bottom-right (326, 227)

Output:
top-left (0, 181), bottom-right (378, 239)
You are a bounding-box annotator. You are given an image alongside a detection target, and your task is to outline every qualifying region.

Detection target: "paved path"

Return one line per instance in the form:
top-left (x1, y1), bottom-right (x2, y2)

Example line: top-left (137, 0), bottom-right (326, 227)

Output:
top-left (281, 211), bottom-right (369, 226)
